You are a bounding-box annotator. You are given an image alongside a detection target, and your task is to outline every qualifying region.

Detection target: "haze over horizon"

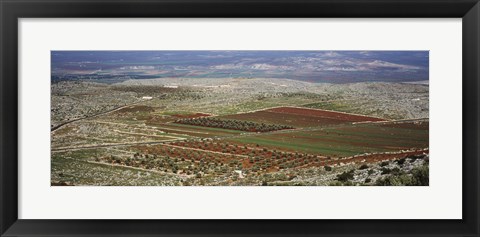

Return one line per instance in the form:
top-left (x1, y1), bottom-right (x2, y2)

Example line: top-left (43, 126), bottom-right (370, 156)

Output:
top-left (51, 50), bottom-right (429, 84)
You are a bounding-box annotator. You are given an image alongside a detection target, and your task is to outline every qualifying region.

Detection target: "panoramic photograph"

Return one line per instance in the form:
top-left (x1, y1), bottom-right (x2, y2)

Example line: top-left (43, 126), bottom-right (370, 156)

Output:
top-left (51, 50), bottom-right (429, 186)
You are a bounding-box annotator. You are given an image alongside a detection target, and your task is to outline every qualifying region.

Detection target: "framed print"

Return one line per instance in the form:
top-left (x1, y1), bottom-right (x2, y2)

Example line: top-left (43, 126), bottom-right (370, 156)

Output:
top-left (1, 0), bottom-right (479, 236)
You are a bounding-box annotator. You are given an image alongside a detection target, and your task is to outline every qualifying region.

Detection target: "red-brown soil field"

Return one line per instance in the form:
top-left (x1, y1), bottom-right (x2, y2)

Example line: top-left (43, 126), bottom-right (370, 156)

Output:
top-left (221, 106), bottom-right (385, 128)
top-left (266, 107), bottom-right (386, 122)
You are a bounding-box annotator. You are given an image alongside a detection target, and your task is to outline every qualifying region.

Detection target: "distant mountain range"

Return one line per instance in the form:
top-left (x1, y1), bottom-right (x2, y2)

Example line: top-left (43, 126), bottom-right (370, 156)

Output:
top-left (51, 51), bottom-right (429, 84)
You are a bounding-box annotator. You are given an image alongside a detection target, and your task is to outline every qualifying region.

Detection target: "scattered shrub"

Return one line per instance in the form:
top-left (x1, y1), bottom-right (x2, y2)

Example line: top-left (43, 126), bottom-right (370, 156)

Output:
top-left (375, 164), bottom-right (429, 186)
top-left (336, 169), bottom-right (355, 182)
top-left (381, 167), bottom-right (391, 175)
top-left (359, 164), bottom-right (369, 170)
top-left (396, 158), bottom-right (407, 165)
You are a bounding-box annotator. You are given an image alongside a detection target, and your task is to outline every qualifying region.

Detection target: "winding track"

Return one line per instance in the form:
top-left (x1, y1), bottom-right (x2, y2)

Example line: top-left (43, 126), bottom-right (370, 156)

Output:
top-left (50, 100), bottom-right (143, 132)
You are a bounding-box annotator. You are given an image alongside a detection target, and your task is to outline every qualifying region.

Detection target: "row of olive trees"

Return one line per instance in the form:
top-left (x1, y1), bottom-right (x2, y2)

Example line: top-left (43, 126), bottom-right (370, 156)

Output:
top-left (175, 117), bottom-right (294, 132)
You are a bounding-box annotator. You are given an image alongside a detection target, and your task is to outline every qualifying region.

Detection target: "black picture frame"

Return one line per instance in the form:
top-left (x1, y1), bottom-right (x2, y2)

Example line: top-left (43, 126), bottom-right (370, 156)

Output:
top-left (1, 0), bottom-right (479, 236)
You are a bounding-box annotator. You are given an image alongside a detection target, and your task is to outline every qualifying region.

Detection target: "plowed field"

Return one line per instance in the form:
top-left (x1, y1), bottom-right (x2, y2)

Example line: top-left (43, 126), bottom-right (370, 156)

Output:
top-left (222, 107), bottom-right (385, 128)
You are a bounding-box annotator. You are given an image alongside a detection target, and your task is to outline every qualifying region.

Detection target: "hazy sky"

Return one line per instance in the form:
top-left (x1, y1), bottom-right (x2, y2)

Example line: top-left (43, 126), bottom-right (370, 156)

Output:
top-left (52, 51), bottom-right (429, 83)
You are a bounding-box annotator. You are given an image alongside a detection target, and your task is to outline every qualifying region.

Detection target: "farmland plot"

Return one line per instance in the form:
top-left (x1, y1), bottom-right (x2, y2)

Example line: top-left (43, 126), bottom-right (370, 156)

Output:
top-left (227, 121), bottom-right (429, 157)
top-left (221, 106), bottom-right (385, 128)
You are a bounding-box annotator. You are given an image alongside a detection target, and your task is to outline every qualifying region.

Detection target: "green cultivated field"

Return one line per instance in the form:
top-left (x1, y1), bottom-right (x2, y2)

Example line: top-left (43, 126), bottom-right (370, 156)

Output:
top-left (227, 122), bottom-right (429, 157)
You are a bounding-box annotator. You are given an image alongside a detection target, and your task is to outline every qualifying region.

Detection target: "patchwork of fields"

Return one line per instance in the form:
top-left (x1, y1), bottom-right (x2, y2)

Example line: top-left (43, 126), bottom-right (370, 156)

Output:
top-left (52, 103), bottom-right (429, 186)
